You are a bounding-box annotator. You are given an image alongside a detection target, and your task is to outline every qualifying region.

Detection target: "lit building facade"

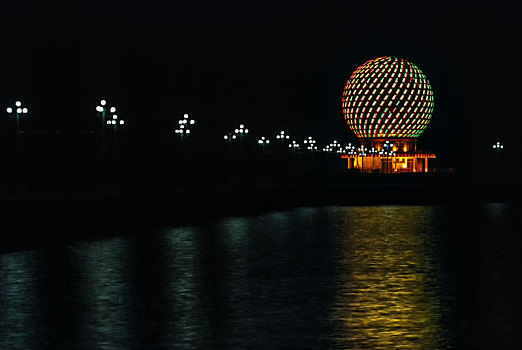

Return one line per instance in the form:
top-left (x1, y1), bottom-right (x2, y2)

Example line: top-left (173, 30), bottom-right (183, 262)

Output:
top-left (341, 56), bottom-right (435, 173)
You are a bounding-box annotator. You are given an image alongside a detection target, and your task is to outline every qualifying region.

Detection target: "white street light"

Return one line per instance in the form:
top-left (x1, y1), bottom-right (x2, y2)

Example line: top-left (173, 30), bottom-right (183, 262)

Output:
top-left (7, 100), bottom-right (30, 193)
top-left (493, 141), bottom-right (504, 149)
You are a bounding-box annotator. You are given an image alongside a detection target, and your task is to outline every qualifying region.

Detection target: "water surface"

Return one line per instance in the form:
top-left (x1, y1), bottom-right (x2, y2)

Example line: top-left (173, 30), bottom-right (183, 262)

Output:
top-left (1, 204), bottom-right (521, 349)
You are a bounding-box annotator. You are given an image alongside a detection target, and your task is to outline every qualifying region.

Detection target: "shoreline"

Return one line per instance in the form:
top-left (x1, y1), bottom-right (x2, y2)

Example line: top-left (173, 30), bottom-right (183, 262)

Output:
top-left (1, 182), bottom-right (519, 252)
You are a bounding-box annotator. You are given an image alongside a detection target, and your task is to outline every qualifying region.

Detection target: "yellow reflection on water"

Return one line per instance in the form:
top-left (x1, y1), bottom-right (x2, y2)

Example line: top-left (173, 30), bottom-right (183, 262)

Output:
top-left (331, 206), bottom-right (444, 349)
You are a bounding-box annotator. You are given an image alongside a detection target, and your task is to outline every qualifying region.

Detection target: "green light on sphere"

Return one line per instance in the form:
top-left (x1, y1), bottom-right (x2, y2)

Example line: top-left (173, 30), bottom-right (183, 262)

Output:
top-left (342, 56), bottom-right (434, 139)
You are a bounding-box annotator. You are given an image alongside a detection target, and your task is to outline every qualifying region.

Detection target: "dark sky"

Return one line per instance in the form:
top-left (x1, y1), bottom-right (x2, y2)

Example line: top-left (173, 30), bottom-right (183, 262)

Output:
top-left (1, 0), bottom-right (521, 162)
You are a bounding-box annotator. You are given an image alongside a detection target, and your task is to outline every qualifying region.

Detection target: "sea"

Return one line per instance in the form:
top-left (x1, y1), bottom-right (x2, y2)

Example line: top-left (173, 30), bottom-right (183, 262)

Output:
top-left (1, 204), bottom-right (521, 349)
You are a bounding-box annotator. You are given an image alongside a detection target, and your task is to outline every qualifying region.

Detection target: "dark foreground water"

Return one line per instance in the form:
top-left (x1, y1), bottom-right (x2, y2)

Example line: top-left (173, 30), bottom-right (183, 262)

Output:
top-left (1, 204), bottom-right (522, 349)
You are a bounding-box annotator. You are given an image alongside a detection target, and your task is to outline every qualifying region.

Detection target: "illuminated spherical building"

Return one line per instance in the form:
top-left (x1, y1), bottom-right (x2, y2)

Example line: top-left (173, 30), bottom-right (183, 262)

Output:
top-left (341, 56), bottom-right (436, 173)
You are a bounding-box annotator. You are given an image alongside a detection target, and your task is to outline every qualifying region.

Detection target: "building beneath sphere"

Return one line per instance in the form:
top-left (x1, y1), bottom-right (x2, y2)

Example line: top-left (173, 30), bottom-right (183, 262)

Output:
top-left (341, 56), bottom-right (436, 173)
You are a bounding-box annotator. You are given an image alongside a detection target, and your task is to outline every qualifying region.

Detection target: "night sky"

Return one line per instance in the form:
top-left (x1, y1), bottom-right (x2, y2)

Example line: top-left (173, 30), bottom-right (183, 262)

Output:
top-left (1, 0), bottom-right (522, 166)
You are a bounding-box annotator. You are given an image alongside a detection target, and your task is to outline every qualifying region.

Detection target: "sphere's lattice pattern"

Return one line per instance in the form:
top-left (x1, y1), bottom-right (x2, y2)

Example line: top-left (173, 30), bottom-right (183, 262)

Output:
top-left (342, 56), bottom-right (434, 139)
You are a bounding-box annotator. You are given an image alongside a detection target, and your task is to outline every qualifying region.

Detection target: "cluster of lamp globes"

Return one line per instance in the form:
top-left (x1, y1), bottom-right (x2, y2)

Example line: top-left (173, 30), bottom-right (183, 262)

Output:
top-left (95, 99), bottom-right (124, 126)
top-left (323, 140), bottom-right (343, 153)
top-left (289, 140), bottom-right (300, 149)
top-left (276, 131), bottom-right (290, 140)
top-left (175, 114), bottom-right (196, 135)
top-left (492, 141), bottom-right (504, 149)
top-left (224, 124), bottom-right (249, 140)
top-left (6, 101), bottom-right (28, 115)
top-left (303, 136), bottom-right (318, 151)
top-left (258, 136), bottom-right (270, 145)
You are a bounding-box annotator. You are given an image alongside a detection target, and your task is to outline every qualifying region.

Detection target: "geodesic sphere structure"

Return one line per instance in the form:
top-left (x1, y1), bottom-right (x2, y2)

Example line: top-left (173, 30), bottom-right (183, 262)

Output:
top-left (342, 56), bottom-right (434, 139)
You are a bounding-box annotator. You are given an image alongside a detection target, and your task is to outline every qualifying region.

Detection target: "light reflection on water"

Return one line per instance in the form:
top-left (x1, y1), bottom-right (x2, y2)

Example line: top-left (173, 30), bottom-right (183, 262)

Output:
top-left (1, 204), bottom-right (521, 349)
top-left (330, 206), bottom-right (448, 349)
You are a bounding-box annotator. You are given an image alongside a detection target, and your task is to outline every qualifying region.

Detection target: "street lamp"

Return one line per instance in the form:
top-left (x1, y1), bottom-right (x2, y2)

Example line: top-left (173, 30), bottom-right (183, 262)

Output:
top-left (174, 113), bottom-right (196, 149)
top-left (276, 130), bottom-right (290, 150)
top-left (234, 123), bottom-right (249, 153)
top-left (6, 100), bottom-right (29, 193)
top-left (288, 140), bottom-right (300, 150)
top-left (96, 99), bottom-right (117, 131)
top-left (174, 113), bottom-right (196, 187)
top-left (276, 130), bottom-right (290, 140)
top-left (303, 136), bottom-right (318, 151)
top-left (106, 114), bottom-right (125, 189)
top-left (492, 141), bottom-right (504, 150)
top-left (258, 136), bottom-right (270, 154)
top-left (257, 136), bottom-right (270, 145)
top-left (95, 99), bottom-right (118, 189)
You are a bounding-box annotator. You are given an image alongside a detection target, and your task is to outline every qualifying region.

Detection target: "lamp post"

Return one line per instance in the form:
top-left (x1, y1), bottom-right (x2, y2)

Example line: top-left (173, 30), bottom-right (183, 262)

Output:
top-left (288, 140), bottom-right (300, 150)
top-left (276, 130), bottom-right (290, 152)
top-left (234, 124), bottom-right (249, 154)
top-left (303, 136), bottom-right (318, 172)
top-left (174, 114), bottom-right (195, 187)
top-left (383, 141), bottom-right (394, 173)
top-left (303, 136), bottom-right (317, 152)
top-left (106, 114), bottom-right (125, 190)
top-left (257, 136), bottom-right (270, 152)
top-left (257, 137), bottom-right (270, 180)
top-left (224, 133), bottom-right (237, 151)
top-left (96, 99), bottom-right (117, 189)
top-left (175, 113), bottom-right (196, 152)
top-left (7, 101), bottom-right (29, 193)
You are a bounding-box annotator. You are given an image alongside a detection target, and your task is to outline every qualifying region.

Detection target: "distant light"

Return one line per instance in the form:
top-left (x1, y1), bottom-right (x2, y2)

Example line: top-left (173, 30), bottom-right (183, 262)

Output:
top-left (258, 140), bottom-right (262, 144)
top-left (100, 100), bottom-right (106, 106)
top-left (110, 107), bottom-right (116, 113)
top-left (15, 101), bottom-right (21, 107)
top-left (232, 135), bottom-right (237, 139)
top-left (224, 135), bottom-right (228, 140)
top-left (113, 115), bottom-right (117, 119)
top-left (186, 129), bottom-right (190, 134)
top-left (96, 106), bottom-right (103, 112)
top-left (180, 124), bottom-right (184, 129)
top-left (16, 108), bottom-right (22, 113)
top-left (235, 129), bottom-right (239, 133)
top-left (22, 108), bottom-right (28, 113)
top-left (245, 129), bottom-right (249, 133)
top-left (183, 119), bottom-right (187, 124)
top-left (175, 130), bottom-right (180, 134)
top-left (239, 124), bottom-right (244, 128)
top-left (179, 120), bottom-right (183, 124)
top-left (6, 107), bottom-right (12, 113)
top-left (120, 120), bottom-right (124, 125)
top-left (286, 135), bottom-right (289, 139)
top-left (266, 140), bottom-right (270, 144)
top-left (112, 120), bottom-right (116, 125)
top-left (184, 114), bottom-right (189, 118)
top-left (190, 120), bottom-right (195, 125)
top-left (107, 120), bottom-right (111, 125)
